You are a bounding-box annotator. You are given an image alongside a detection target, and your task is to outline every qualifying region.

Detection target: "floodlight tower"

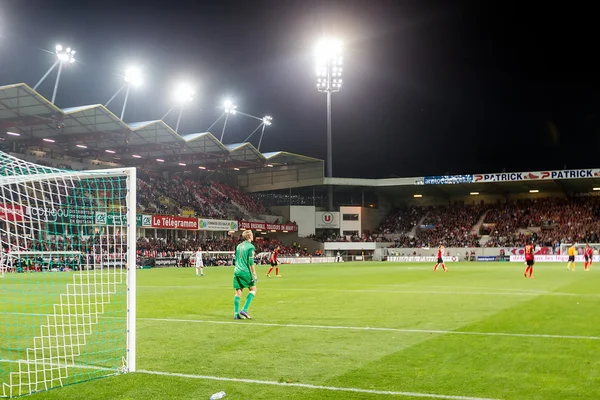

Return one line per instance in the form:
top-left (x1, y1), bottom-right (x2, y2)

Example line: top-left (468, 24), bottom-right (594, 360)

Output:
top-left (162, 83), bottom-right (195, 133)
top-left (220, 99), bottom-right (237, 142)
top-left (315, 38), bottom-right (343, 210)
top-left (34, 44), bottom-right (76, 104)
top-left (105, 67), bottom-right (143, 120)
top-left (257, 115), bottom-right (272, 151)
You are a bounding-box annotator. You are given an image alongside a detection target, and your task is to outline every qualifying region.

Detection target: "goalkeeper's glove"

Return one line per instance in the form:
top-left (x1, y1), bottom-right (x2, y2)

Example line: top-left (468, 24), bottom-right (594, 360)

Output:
top-left (253, 274), bottom-right (258, 282)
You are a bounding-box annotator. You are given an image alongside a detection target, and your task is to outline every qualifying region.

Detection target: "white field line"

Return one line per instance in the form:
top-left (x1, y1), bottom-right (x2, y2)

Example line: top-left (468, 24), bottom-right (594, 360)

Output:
top-left (137, 285), bottom-right (599, 297)
top-left (138, 317), bottom-right (600, 341)
top-left (137, 369), bottom-right (502, 400)
top-left (2, 312), bottom-right (595, 340)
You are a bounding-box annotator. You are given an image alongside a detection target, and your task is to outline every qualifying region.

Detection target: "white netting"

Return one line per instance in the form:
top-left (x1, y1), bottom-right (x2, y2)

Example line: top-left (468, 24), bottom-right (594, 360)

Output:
top-left (0, 152), bottom-right (135, 397)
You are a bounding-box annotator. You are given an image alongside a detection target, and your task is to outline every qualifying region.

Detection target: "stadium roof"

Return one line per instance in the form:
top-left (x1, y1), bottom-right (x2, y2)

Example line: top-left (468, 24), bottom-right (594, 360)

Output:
top-left (0, 83), bottom-right (323, 172)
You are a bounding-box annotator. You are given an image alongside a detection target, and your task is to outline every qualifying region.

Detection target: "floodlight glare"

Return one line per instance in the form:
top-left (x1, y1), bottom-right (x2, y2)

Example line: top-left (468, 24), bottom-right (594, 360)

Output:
top-left (262, 115), bottom-right (273, 126)
top-left (124, 67), bottom-right (143, 87)
top-left (223, 99), bottom-right (237, 114)
top-left (55, 44), bottom-right (76, 64)
top-left (174, 83), bottom-right (195, 104)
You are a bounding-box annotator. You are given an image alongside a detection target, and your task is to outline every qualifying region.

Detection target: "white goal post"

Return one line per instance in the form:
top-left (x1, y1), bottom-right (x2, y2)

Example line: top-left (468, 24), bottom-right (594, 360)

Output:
top-left (0, 152), bottom-right (136, 397)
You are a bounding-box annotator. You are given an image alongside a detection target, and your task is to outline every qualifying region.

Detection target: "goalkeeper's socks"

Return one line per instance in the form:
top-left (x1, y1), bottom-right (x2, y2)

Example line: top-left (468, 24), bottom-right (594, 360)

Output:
top-left (234, 295), bottom-right (241, 316)
top-left (242, 292), bottom-right (255, 313)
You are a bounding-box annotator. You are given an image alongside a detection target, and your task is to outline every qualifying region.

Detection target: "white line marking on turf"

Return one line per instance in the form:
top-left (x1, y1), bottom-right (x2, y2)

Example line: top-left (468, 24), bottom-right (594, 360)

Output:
top-left (138, 317), bottom-right (600, 340)
top-left (137, 369), bottom-right (501, 400)
top-left (137, 285), bottom-right (598, 297)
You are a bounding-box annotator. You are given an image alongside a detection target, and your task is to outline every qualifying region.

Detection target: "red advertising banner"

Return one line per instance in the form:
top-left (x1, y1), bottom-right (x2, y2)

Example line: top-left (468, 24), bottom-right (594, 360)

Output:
top-left (238, 221), bottom-right (298, 232)
top-left (0, 204), bottom-right (25, 221)
top-left (151, 215), bottom-right (199, 230)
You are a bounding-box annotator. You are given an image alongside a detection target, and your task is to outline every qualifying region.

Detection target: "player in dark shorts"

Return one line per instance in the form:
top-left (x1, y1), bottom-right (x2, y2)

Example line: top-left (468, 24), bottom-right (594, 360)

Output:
top-left (266, 246), bottom-right (281, 277)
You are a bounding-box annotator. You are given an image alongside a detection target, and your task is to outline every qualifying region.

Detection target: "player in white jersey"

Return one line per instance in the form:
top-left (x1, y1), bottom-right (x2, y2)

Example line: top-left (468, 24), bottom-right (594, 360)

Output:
top-left (195, 247), bottom-right (204, 276)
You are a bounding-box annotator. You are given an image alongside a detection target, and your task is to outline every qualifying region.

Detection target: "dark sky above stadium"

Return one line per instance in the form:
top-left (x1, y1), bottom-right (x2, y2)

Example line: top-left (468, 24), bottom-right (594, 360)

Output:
top-left (0, 0), bottom-right (598, 178)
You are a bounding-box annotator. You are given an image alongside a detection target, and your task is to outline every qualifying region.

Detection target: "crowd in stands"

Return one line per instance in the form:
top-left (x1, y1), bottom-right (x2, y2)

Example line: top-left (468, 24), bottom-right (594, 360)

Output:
top-left (376, 204), bottom-right (483, 247)
top-left (484, 198), bottom-right (600, 247)
top-left (136, 236), bottom-right (312, 262)
top-left (375, 197), bottom-right (600, 248)
top-left (136, 173), bottom-right (272, 219)
top-left (377, 207), bottom-right (428, 235)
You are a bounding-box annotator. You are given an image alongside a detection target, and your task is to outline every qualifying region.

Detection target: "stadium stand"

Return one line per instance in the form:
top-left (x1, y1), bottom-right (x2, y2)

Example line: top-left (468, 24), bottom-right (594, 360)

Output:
top-left (136, 173), bottom-right (273, 219)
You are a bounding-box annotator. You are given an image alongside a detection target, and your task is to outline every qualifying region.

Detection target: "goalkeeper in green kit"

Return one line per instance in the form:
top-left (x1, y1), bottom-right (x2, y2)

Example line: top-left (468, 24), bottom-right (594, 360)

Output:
top-left (233, 230), bottom-right (258, 320)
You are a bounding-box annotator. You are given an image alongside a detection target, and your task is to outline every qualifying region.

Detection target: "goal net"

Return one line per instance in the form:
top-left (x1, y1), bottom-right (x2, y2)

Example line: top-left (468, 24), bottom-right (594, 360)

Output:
top-left (0, 152), bottom-right (136, 397)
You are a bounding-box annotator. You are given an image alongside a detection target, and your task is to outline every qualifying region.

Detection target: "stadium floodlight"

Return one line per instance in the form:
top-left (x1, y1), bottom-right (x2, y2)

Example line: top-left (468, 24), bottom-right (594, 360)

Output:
top-left (315, 38), bottom-right (343, 211)
top-left (34, 44), bottom-right (77, 104)
top-left (413, 194), bottom-right (423, 198)
top-left (156, 158), bottom-right (164, 162)
top-left (42, 138), bottom-right (55, 143)
top-left (132, 154), bottom-right (142, 158)
top-left (6, 132), bottom-right (20, 136)
top-left (76, 144), bottom-right (87, 149)
top-left (161, 83), bottom-right (195, 133)
top-left (105, 149), bottom-right (115, 154)
top-left (220, 99), bottom-right (237, 142)
top-left (257, 115), bottom-right (273, 151)
top-left (106, 67), bottom-right (144, 121)
top-left (198, 166), bottom-right (206, 169)
top-left (594, 187), bottom-right (600, 191)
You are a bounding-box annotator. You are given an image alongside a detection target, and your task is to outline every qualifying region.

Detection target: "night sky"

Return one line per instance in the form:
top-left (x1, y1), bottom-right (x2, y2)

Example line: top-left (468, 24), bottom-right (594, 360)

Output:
top-left (0, 0), bottom-right (598, 178)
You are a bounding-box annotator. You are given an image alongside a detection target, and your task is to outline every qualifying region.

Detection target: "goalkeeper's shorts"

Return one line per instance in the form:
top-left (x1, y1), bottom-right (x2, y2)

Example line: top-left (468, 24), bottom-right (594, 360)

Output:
top-left (233, 273), bottom-right (256, 290)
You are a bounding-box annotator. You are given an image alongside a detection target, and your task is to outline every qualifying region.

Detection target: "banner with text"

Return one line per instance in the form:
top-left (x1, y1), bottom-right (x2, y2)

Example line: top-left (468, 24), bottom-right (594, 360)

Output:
top-left (424, 169), bottom-right (600, 185)
top-left (388, 256), bottom-right (459, 262)
top-left (0, 204), bottom-right (25, 221)
top-left (199, 219), bottom-right (238, 231)
top-left (238, 221), bottom-right (298, 232)
top-left (510, 255), bottom-right (600, 263)
top-left (151, 215), bottom-right (199, 230)
top-left (315, 212), bottom-right (340, 229)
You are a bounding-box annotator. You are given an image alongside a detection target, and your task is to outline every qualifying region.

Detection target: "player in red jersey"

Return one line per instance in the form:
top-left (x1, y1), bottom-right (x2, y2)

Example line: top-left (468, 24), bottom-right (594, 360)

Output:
top-left (433, 245), bottom-right (447, 272)
top-left (524, 240), bottom-right (534, 278)
top-left (266, 246), bottom-right (281, 277)
top-left (584, 244), bottom-right (593, 271)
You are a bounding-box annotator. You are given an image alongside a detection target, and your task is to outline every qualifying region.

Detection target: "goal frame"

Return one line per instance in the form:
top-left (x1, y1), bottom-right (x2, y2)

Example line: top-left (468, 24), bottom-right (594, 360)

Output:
top-left (0, 164), bottom-right (137, 396)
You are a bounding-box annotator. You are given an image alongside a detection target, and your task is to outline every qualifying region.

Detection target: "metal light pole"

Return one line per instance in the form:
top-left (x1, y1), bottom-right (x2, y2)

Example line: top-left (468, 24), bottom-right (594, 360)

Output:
top-left (257, 116), bottom-right (272, 151)
top-left (220, 100), bottom-right (237, 143)
top-left (34, 45), bottom-right (76, 104)
top-left (163, 83), bottom-right (195, 132)
top-left (105, 68), bottom-right (142, 121)
top-left (316, 39), bottom-right (343, 211)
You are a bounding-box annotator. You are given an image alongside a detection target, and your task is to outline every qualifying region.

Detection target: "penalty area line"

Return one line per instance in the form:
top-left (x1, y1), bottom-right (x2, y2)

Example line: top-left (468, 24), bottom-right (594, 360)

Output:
top-left (137, 369), bottom-right (501, 400)
top-left (139, 317), bottom-right (600, 341)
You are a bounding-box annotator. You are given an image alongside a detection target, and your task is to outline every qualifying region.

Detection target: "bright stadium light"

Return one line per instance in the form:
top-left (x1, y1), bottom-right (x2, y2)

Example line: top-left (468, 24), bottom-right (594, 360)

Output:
top-left (256, 115), bottom-right (273, 151)
top-left (124, 67), bottom-right (143, 87)
top-left (156, 158), bottom-right (164, 163)
top-left (6, 132), bottom-right (20, 136)
top-left (33, 44), bottom-right (77, 104)
top-left (315, 37), bottom-right (343, 211)
top-left (161, 82), bottom-right (196, 133)
top-left (174, 83), bottom-right (195, 104)
top-left (220, 99), bottom-right (237, 142)
top-left (76, 144), bottom-right (87, 148)
top-left (106, 66), bottom-right (144, 121)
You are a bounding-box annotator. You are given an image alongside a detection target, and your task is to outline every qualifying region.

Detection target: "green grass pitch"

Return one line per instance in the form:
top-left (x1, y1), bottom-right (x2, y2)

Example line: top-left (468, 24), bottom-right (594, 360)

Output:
top-left (22, 262), bottom-right (600, 399)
